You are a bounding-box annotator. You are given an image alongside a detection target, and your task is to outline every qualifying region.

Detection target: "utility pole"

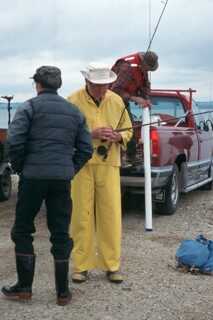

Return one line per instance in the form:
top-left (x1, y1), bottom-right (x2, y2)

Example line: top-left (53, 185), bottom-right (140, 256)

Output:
top-left (143, 0), bottom-right (153, 231)
top-left (1, 96), bottom-right (14, 126)
top-left (148, 0), bottom-right (152, 80)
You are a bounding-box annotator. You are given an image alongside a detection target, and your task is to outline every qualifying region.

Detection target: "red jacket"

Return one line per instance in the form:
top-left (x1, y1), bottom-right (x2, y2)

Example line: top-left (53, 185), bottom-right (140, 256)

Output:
top-left (110, 53), bottom-right (150, 102)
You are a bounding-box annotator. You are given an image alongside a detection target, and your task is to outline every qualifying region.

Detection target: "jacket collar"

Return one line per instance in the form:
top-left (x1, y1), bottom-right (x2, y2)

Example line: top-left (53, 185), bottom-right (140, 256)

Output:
top-left (85, 86), bottom-right (102, 106)
top-left (38, 89), bottom-right (58, 96)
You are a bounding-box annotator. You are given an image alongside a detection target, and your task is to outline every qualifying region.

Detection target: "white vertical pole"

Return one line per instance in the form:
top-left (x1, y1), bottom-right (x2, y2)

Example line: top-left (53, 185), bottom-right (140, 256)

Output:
top-left (142, 107), bottom-right (153, 231)
top-left (148, 0), bottom-right (152, 47)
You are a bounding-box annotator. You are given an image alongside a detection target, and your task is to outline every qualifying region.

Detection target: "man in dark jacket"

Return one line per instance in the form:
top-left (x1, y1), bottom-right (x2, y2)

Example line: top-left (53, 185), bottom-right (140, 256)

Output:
top-left (1, 66), bottom-right (93, 306)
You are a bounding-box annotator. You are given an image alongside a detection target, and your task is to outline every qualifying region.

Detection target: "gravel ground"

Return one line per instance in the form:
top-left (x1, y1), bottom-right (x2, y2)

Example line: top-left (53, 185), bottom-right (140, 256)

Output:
top-left (1, 175), bottom-right (213, 320)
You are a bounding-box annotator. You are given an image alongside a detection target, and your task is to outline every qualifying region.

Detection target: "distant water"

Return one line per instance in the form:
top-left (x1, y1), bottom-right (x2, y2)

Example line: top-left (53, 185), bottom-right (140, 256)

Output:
top-left (0, 100), bottom-right (212, 129)
top-left (0, 103), bottom-right (21, 128)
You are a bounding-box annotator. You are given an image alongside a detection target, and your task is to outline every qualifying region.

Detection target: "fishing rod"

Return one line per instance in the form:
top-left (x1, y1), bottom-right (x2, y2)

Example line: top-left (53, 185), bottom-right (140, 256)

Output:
top-left (96, 106), bottom-right (127, 160)
top-left (1, 95), bottom-right (14, 126)
top-left (115, 109), bottom-right (213, 132)
top-left (96, 0), bottom-right (169, 160)
top-left (145, 0), bottom-right (169, 53)
top-left (141, 0), bottom-right (169, 107)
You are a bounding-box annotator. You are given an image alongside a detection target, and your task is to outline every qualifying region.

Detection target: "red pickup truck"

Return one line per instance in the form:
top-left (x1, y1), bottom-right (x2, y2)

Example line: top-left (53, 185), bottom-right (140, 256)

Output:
top-left (121, 89), bottom-right (213, 215)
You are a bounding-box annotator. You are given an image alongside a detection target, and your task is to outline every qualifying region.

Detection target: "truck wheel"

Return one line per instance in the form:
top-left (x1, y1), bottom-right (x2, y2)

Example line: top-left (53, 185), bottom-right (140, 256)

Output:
top-left (121, 188), bottom-right (132, 211)
top-left (200, 180), bottom-right (213, 191)
top-left (200, 166), bottom-right (213, 191)
top-left (154, 164), bottom-right (180, 215)
top-left (0, 169), bottom-right (12, 201)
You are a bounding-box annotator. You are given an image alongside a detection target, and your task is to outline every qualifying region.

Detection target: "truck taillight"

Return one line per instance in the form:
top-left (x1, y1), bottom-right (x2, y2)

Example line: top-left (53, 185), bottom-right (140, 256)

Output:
top-left (150, 128), bottom-right (160, 158)
top-left (0, 129), bottom-right (7, 143)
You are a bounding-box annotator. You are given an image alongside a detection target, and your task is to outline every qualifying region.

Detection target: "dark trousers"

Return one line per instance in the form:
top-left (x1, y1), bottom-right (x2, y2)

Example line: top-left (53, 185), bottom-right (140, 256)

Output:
top-left (11, 177), bottom-right (73, 260)
top-left (125, 101), bottom-right (137, 159)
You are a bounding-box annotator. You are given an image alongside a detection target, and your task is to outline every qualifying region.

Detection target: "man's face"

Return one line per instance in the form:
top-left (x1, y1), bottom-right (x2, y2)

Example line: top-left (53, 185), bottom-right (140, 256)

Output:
top-left (86, 80), bottom-right (109, 101)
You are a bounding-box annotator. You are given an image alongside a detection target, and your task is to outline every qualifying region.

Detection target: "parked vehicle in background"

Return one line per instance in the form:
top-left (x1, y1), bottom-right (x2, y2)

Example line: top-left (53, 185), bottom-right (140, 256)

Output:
top-left (121, 89), bottom-right (213, 215)
top-left (0, 129), bottom-right (12, 201)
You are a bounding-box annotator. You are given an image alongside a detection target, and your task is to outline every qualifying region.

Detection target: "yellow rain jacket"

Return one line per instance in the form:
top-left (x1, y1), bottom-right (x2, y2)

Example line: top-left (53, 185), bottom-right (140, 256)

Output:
top-left (68, 88), bottom-right (132, 272)
top-left (68, 88), bottom-right (132, 166)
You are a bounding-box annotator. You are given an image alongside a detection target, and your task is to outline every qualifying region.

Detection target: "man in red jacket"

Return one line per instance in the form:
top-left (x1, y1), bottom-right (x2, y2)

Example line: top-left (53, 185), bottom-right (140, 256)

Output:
top-left (110, 51), bottom-right (159, 108)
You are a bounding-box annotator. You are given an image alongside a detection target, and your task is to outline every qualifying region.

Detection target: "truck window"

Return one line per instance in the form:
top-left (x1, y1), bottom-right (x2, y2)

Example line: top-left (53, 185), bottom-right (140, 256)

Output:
top-left (192, 100), bottom-right (213, 131)
top-left (129, 96), bottom-right (185, 121)
top-left (192, 100), bottom-right (208, 130)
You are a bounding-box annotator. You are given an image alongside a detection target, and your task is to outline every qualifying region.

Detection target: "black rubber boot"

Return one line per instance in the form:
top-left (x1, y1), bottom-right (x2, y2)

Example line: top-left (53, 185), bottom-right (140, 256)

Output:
top-left (1, 254), bottom-right (35, 300)
top-left (54, 259), bottom-right (72, 306)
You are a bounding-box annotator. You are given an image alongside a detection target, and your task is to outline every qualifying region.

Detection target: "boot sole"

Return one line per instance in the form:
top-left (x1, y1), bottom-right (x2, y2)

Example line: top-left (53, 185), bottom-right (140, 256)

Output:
top-left (57, 295), bottom-right (72, 306)
top-left (72, 272), bottom-right (88, 283)
top-left (2, 291), bottom-right (32, 300)
top-left (72, 278), bottom-right (87, 283)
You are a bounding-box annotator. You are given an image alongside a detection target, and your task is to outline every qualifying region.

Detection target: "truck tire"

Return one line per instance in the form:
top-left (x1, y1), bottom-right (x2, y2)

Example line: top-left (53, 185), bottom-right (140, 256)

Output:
top-left (0, 169), bottom-right (12, 201)
top-left (200, 165), bottom-right (213, 191)
top-left (200, 180), bottom-right (213, 191)
top-left (154, 164), bottom-right (180, 215)
top-left (121, 189), bottom-right (133, 211)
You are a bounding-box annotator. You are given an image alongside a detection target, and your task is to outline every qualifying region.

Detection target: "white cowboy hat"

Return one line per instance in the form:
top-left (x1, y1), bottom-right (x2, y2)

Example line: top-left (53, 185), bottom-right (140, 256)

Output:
top-left (81, 62), bottom-right (117, 84)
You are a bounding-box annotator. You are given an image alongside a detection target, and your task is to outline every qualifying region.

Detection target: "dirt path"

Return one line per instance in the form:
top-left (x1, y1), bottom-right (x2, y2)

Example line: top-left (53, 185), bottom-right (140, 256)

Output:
top-left (0, 176), bottom-right (213, 320)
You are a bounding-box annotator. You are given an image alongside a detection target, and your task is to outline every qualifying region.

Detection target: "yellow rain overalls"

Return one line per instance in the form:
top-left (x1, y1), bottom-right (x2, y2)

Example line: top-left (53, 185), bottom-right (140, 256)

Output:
top-left (67, 88), bottom-right (132, 272)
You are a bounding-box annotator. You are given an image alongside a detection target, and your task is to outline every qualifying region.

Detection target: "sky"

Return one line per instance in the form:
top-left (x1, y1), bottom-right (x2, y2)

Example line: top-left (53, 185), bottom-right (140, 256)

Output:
top-left (0, 0), bottom-right (213, 102)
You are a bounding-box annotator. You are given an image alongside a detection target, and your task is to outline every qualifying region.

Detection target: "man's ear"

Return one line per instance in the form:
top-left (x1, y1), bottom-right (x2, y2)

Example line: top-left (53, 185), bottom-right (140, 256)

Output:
top-left (35, 82), bottom-right (43, 93)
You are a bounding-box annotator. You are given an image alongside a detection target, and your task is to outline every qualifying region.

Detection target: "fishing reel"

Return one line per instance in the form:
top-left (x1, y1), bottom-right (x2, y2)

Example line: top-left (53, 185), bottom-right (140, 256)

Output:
top-left (96, 145), bottom-right (109, 160)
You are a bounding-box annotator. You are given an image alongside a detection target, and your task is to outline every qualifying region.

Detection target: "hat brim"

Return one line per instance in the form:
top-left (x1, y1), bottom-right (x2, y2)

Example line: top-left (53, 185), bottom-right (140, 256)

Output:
top-left (80, 70), bottom-right (117, 84)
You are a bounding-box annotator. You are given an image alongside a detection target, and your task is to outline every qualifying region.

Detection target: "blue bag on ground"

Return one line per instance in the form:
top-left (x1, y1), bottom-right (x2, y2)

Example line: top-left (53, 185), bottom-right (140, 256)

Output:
top-left (201, 240), bottom-right (213, 273)
top-left (176, 235), bottom-right (210, 269)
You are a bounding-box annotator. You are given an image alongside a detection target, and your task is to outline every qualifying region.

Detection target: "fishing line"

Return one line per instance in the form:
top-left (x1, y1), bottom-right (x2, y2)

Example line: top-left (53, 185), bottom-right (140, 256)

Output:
top-left (115, 109), bottom-right (213, 132)
top-left (145, 0), bottom-right (169, 53)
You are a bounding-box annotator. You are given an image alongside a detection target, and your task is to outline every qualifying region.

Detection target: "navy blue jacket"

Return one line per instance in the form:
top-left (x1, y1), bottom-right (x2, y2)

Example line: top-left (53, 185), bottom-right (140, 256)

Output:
top-left (7, 90), bottom-right (93, 180)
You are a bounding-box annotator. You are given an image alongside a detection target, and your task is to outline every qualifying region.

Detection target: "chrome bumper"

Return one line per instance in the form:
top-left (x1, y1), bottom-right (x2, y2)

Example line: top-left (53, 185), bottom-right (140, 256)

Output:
top-left (120, 165), bottom-right (173, 190)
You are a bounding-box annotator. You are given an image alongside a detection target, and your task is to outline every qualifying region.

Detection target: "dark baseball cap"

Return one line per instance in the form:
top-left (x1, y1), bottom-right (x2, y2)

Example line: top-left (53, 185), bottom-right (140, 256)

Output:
top-left (140, 51), bottom-right (159, 71)
top-left (31, 66), bottom-right (62, 89)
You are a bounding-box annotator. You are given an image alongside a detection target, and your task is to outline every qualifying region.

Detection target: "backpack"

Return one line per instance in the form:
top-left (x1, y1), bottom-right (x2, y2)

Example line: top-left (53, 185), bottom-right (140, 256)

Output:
top-left (175, 234), bottom-right (213, 274)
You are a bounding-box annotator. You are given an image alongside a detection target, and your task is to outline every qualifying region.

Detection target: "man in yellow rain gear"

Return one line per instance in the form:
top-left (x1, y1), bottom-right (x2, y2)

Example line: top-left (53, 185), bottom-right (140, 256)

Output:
top-left (67, 63), bottom-right (132, 283)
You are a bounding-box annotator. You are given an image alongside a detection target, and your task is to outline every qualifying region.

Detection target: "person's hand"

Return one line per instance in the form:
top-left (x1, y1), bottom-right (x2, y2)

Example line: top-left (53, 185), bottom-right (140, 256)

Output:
top-left (130, 96), bottom-right (151, 108)
top-left (109, 131), bottom-right (123, 143)
top-left (92, 127), bottom-right (122, 143)
top-left (91, 127), bottom-right (114, 140)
